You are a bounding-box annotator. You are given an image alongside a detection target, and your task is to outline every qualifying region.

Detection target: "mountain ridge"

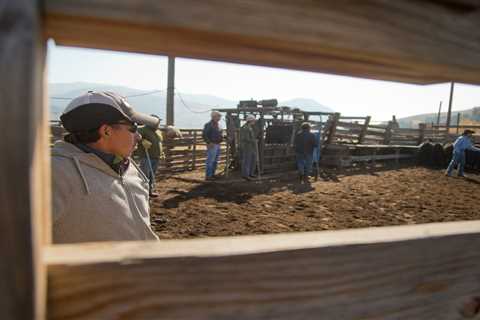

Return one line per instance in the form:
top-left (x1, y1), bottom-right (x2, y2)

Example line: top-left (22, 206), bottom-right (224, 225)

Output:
top-left (49, 82), bottom-right (335, 128)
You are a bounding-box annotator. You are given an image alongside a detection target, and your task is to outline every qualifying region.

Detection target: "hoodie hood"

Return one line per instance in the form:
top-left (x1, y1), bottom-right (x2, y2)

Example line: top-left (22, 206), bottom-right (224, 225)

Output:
top-left (52, 141), bottom-right (124, 195)
top-left (52, 141), bottom-right (121, 178)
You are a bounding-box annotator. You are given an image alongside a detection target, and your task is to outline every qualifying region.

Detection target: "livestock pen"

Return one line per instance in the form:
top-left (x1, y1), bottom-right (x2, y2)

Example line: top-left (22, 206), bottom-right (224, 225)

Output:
top-left (4, 1), bottom-right (480, 320)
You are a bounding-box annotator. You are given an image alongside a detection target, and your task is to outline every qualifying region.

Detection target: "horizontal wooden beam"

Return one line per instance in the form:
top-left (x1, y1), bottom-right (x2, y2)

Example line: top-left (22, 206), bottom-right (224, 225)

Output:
top-left (46, 221), bottom-right (480, 319)
top-left (44, 0), bottom-right (480, 84)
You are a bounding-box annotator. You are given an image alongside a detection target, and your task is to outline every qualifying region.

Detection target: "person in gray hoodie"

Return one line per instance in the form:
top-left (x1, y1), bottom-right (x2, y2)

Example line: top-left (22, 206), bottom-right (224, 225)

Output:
top-left (52, 91), bottom-right (161, 243)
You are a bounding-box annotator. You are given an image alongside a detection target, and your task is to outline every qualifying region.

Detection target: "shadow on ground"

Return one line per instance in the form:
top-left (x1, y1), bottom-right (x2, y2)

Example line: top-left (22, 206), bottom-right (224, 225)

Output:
top-left (161, 162), bottom-right (426, 209)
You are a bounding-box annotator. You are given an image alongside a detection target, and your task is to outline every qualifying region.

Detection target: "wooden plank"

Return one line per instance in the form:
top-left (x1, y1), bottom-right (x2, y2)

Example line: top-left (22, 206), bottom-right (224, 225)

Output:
top-left (334, 128), bottom-right (360, 134)
top-left (336, 121), bottom-right (364, 129)
top-left (389, 136), bottom-right (420, 141)
top-left (46, 221), bottom-right (480, 320)
top-left (389, 141), bottom-right (419, 146)
top-left (339, 116), bottom-right (369, 121)
top-left (364, 135), bottom-right (385, 141)
top-left (358, 116), bottom-right (371, 144)
top-left (365, 129), bottom-right (386, 136)
top-left (350, 153), bottom-right (415, 162)
top-left (392, 128), bottom-right (421, 135)
top-left (334, 133), bottom-right (360, 141)
top-left (326, 113), bottom-right (340, 145)
top-left (45, 0), bottom-right (480, 84)
top-left (368, 124), bottom-right (388, 130)
top-left (191, 131), bottom-right (197, 170)
top-left (356, 144), bottom-right (420, 149)
top-left (0, 1), bottom-right (48, 319)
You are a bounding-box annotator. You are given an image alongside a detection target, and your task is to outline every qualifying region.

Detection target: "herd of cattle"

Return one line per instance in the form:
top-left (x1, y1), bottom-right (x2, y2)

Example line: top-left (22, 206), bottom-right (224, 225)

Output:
top-left (417, 141), bottom-right (480, 171)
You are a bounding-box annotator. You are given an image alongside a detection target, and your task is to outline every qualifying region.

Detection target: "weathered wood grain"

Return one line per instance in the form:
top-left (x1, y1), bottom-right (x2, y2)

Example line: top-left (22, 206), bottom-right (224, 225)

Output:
top-left (46, 221), bottom-right (480, 320)
top-left (44, 0), bottom-right (480, 84)
top-left (0, 1), bottom-right (49, 319)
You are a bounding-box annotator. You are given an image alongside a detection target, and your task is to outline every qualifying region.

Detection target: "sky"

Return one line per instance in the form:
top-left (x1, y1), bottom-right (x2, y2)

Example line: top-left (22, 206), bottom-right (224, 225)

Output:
top-left (47, 41), bottom-right (480, 122)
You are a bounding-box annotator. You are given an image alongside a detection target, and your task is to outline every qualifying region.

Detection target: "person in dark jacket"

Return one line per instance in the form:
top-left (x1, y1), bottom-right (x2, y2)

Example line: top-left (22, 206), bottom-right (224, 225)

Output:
top-left (294, 122), bottom-right (318, 183)
top-left (135, 114), bottom-right (163, 198)
top-left (202, 111), bottom-right (223, 180)
top-left (239, 115), bottom-right (257, 181)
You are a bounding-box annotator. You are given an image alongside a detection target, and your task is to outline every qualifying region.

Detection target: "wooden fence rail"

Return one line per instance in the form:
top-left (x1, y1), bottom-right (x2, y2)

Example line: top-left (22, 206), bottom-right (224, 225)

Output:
top-left (50, 114), bottom-right (475, 174)
top-left (45, 221), bottom-right (480, 320)
top-left (159, 129), bottom-right (227, 174)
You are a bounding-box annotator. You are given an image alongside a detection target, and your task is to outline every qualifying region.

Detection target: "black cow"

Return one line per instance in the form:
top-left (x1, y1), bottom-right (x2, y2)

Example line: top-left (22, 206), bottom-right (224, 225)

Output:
top-left (431, 143), bottom-right (446, 168)
top-left (443, 143), bottom-right (453, 165)
top-left (265, 125), bottom-right (293, 144)
top-left (466, 148), bottom-right (480, 172)
top-left (417, 142), bottom-right (434, 167)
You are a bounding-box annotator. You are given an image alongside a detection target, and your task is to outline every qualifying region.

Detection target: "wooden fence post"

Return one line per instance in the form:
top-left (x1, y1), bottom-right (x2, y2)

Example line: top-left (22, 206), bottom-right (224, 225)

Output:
top-left (418, 123), bottom-right (426, 145)
top-left (358, 115), bottom-right (371, 144)
top-left (255, 115), bottom-right (265, 174)
top-left (0, 1), bottom-right (48, 319)
top-left (192, 131), bottom-right (197, 170)
top-left (383, 121), bottom-right (393, 145)
top-left (456, 113), bottom-right (461, 135)
top-left (326, 112), bottom-right (340, 145)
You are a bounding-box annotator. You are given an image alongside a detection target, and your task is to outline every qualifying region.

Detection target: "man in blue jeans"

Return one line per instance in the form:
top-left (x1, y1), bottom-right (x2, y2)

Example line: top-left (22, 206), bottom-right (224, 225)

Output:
top-left (294, 122), bottom-right (318, 184)
top-left (202, 111), bottom-right (223, 180)
top-left (446, 129), bottom-right (480, 177)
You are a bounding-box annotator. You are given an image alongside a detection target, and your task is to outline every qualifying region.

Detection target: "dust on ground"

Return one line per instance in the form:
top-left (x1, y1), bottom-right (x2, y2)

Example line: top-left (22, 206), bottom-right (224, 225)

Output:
top-left (150, 165), bottom-right (480, 239)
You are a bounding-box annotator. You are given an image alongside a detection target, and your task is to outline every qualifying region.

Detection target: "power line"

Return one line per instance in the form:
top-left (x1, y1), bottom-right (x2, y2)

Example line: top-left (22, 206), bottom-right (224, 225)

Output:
top-left (175, 90), bottom-right (213, 114)
top-left (124, 89), bottom-right (165, 98)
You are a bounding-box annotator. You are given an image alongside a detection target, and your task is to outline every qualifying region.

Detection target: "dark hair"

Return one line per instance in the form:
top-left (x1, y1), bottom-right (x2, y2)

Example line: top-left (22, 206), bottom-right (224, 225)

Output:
top-left (64, 129), bottom-right (101, 144)
top-left (463, 129), bottom-right (475, 136)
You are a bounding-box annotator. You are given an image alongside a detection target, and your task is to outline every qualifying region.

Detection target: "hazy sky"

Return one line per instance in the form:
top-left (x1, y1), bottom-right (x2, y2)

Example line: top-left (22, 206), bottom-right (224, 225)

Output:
top-left (47, 41), bottom-right (480, 122)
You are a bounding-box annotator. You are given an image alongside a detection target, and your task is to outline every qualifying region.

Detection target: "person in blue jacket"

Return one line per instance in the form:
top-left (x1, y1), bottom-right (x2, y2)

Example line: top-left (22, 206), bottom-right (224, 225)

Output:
top-left (202, 111), bottom-right (223, 180)
top-left (294, 122), bottom-right (318, 183)
top-left (446, 129), bottom-right (480, 177)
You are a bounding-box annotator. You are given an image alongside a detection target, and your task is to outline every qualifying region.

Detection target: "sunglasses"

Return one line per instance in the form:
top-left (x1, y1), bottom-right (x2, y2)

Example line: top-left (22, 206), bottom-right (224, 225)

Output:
top-left (110, 122), bottom-right (138, 133)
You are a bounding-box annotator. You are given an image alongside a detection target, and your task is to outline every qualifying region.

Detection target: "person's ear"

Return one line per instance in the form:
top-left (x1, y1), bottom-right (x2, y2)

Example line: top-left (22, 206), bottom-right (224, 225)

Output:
top-left (99, 124), bottom-right (111, 138)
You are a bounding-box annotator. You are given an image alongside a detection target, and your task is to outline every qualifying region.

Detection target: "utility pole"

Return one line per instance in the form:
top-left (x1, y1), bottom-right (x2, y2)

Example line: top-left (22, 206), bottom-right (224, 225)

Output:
top-left (436, 101), bottom-right (442, 126)
top-left (456, 112), bottom-right (461, 134)
top-left (446, 82), bottom-right (455, 131)
top-left (166, 56), bottom-right (175, 126)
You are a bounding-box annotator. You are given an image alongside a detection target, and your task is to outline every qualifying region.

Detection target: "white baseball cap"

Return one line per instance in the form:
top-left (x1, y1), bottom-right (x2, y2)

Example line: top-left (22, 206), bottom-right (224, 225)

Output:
top-left (61, 91), bottom-right (160, 132)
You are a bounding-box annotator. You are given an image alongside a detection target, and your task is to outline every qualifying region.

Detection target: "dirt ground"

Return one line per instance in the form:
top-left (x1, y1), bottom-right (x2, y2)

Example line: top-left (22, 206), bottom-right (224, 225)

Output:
top-left (150, 165), bottom-right (480, 239)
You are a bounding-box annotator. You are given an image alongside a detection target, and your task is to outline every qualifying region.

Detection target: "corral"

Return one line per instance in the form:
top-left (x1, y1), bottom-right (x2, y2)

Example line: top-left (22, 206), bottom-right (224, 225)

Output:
top-left (4, 1), bottom-right (480, 320)
top-left (151, 167), bottom-right (480, 239)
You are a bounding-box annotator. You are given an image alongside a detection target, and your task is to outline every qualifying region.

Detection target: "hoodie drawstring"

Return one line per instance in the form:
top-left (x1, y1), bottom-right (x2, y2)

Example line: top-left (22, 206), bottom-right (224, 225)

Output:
top-left (73, 157), bottom-right (91, 195)
top-left (131, 160), bottom-right (150, 185)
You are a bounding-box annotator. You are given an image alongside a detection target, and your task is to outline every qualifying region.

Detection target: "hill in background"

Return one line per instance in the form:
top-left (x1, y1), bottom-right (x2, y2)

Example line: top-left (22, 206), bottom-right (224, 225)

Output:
top-left (49, 82), bottom-right (334, 128)
top-left (397, 106), bottom-right (480, 128)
